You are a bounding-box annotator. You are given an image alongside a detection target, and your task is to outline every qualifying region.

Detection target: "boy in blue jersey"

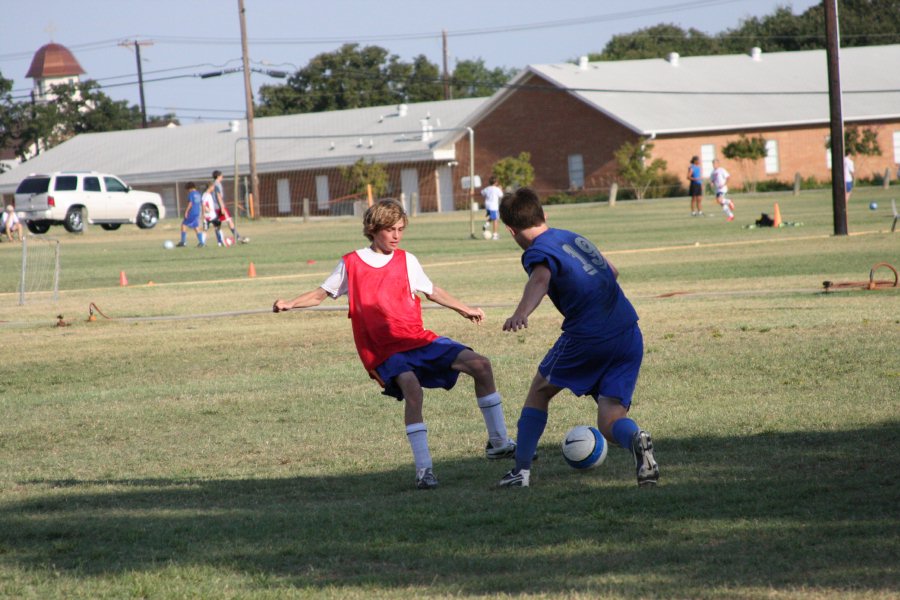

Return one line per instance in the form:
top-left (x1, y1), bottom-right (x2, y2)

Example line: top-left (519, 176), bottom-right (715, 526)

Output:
top-left (497, 187), bottom-right (659, 488)
top-left (176, 182), bottom-right (206, 247)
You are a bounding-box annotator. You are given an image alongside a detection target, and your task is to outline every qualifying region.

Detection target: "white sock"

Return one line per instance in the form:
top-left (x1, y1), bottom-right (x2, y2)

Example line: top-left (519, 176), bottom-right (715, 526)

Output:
top-left (406, 423), bottom-right (432, 470)
top-left (477, 392), bottom-right (509, 447)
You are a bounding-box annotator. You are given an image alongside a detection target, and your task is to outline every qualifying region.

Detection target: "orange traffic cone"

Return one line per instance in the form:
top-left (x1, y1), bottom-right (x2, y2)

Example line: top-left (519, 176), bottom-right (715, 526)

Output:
top-left (772, 203), bottom-right (783, 228)
top-left (248, 262), bottom-right (257, 278)
top-left (119, 271), bottom-right (129, 286)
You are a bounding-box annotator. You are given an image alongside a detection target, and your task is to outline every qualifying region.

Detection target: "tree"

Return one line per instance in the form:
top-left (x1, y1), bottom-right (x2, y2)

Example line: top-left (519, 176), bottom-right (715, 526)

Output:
top-left (451, 59), bottom-right (516, 98)
top-left (826, 125), bottom-right (883, 180)
top-left (3, 79), bottom-right (174, 159)
top-left (589, 24), bottom-right (720, 61)
top-left (492, 152), bottom-right (534, 190)
top-left (614, 138), bottom-right (668, 200)
top-left (0, 71), bottom-right (17, 171)
top-left (341, 158), bottom-right (389, 198)
top-left (722, 135), bottom-right (768, 192)
top-left (257, 44), bottom-right (442, 116)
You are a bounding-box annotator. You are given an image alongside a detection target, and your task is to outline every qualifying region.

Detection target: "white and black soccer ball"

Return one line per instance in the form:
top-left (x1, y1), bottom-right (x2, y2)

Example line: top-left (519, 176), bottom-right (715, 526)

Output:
top-left (561, 425), bottom-right (608, 469)
top-left (163, 240), bottom-right (175, 250)
top-left (482, 229), bottom-right (493, 240)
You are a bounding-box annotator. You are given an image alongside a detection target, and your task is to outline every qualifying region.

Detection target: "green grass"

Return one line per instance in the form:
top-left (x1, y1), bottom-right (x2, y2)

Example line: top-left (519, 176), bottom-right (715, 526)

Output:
top-left (1, 188), bottom-right (898, 598)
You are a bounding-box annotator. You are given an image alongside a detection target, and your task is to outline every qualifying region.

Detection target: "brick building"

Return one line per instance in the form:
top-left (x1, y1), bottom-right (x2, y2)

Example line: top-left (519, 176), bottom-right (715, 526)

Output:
top-left (455, 44), bottom-right (900, 195)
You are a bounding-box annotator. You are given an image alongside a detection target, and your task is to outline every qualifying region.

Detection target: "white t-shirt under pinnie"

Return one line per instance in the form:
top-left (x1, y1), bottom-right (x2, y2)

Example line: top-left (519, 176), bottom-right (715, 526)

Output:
top-left (321, 248), bottom-right (434, 299)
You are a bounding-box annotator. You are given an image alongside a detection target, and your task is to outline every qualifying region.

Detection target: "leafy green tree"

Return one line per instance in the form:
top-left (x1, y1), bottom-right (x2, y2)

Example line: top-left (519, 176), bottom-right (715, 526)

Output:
top-left (0, 71), bottom-right (17, 170)
top-left (614, 138), bottom-right (668, 200)
top-left (589, 2), bottom-right (900, 60)
top-left (826, 125), bottom-right (883, 181)
top-left (258, 44), bottom-right (442, 116)
top-left (722, 135), bottom-right (768, 192)
top-left (341, 158), bottom-right (389, 198)
top-left (589, 24), bottom-right (719, 61)
top-left (451, 59), bottom-right (516, 98)
top-left (492, 152), bottom-right (534, 191)
top-left (4, 79), bottom-right (174, 159)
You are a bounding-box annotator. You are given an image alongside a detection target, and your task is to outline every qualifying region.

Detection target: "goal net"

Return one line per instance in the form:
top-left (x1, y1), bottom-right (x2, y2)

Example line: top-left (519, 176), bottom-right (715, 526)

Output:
top-left (18, 235), bottom-right (60, 305)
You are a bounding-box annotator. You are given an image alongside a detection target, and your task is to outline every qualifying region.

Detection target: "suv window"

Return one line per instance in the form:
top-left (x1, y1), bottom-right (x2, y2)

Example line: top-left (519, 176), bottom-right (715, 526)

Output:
top-left (84, 177), bottom-right (101, 192)
top-left (16, 177), bottom-right (50, 194)
top-left (104, 177), bottom-right (128, 193)
top-left (55, 176), bottom-right (78, 191)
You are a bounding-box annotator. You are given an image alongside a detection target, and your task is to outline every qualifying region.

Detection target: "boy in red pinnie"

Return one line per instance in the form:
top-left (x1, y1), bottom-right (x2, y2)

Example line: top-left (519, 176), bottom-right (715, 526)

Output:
top-left (274, 199), bottom-right (515, 489)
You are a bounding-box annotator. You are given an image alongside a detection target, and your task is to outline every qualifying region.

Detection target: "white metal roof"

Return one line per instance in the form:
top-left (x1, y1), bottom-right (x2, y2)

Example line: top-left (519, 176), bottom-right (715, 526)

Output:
top-left (471, 44), bottom-right (900, 136)
top-left (0, 97), bottom-right (486, 193)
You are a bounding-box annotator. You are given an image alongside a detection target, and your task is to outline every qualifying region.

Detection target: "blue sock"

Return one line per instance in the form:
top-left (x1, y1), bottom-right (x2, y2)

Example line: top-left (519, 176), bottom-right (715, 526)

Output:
top-left (515, 407), bottom-right (547, 472)
top-left (180, 231), bottom-right (187, 244)
top-left (612, 418), bottom-right (640, 451)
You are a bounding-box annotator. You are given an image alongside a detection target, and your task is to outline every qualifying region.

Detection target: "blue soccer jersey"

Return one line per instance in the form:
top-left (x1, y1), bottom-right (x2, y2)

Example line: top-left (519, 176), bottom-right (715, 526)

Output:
top-left (186, 190), bottom-right (202, 220)
top-left (522, 228), bottom-right (638, 339)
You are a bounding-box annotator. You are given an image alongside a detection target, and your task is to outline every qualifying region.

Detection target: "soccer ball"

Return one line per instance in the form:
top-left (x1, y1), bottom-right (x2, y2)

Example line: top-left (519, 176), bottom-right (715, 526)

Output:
top-left (482, 229), bottom-right (493, 240)
top-left (163, 240), bottom-right (175, 250)
top-left (561, 425), bottom-right (608, 469)
top-left (224, 236), bottom-right (235, 247)
top-left (869, 202), bottom-right (878, 210)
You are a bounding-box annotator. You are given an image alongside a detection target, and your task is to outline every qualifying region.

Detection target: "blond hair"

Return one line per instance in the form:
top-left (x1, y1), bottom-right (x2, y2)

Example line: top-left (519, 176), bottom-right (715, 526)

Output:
top-left (362, 199), bottom-right (407, 241)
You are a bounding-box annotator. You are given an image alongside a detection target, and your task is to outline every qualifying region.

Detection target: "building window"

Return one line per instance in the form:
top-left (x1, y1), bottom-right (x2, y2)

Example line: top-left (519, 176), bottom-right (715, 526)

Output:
top-left (893, 131), bottom-right (900, 164)
top-left (700, 144), bottom-right (715, 178)
top-left (567, 154), bottom-right (584, 189)
top-left (765, 140), bottom-right (779, 174)
top-left (315, 175), bottom-right (329, 210)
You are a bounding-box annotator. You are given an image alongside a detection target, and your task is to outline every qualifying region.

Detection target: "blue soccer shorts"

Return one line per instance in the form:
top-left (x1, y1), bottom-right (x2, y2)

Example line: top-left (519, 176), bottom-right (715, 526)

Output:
top-left (374, 337), bottom-right (469, 400)
top-left (538, 324), bottom-right (643, 408)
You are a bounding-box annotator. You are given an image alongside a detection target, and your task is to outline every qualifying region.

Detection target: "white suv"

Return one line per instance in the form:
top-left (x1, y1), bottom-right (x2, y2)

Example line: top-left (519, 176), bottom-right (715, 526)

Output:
top-left (14, 171), bottom-right (166, 234)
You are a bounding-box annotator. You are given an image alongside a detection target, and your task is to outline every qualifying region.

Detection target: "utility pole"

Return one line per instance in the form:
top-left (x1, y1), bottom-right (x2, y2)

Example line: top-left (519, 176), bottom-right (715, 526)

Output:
top-left (824, 0), bottom-right (847, 236)
top-left (238, 0), bottom-right (258, 218)
top-left (119, 40), bottom-right (153, 128)
top-left (442, 29), bottom-right (452, 100)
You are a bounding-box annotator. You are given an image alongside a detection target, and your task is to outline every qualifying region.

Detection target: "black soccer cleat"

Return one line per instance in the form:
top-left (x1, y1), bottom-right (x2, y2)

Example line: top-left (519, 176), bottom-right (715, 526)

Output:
top-left (632, 430), bottom-right (660, 487)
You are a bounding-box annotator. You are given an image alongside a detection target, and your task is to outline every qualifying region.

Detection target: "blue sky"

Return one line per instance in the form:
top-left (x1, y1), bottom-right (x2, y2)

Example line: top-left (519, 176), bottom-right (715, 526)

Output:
top-left (1, 0), bottom-right (821, 123)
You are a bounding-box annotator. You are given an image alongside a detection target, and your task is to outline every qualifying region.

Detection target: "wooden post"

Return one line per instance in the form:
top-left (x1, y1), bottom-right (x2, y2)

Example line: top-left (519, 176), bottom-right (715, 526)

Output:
top-left (608, 183), bottom-right (618, 207)
top-left (302, 197), bottom-right (309, 223)
top-left (883, 168), bottom-right (891, 189)
top-left (794, 172), bottom-right (802, 196)
top-left (366, 184), bottom-right (373, 207)
top-left (411, 192), bottom-right (418, 218)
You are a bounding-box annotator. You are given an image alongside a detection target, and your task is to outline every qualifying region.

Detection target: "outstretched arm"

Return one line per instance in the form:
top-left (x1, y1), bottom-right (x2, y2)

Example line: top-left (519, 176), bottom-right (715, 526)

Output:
top-left (273, 287), bottom-right (329, 312)
top-left (425, 285), bottom-right (484, 324)
top-left (503, 264), bottom-right (551, 332)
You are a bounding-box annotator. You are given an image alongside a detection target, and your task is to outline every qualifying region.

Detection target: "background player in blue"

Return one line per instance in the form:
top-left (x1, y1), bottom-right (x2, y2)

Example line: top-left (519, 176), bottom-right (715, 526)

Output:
top-left (496, 187), bottom-right (659, 488)
top-left (176, 182), bottom-right (206, 247)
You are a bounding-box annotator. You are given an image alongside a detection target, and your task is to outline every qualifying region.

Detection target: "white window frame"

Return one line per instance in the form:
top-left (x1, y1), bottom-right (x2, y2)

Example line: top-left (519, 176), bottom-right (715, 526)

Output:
top-left (700, 144), bottom-right (716, 178)
top-left (567, 154), bottom-right (585, 189)
top-left (315, 175), bottom-right (330, 210)
top-left (765, 140), bottom-right (779, 174)
top-left (892, 131), bottom-right (900, 164)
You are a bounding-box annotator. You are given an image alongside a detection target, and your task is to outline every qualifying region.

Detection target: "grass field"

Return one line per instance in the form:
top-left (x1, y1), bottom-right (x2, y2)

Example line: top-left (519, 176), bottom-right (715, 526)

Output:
top-left (1, 188), bottom-right (898, 599)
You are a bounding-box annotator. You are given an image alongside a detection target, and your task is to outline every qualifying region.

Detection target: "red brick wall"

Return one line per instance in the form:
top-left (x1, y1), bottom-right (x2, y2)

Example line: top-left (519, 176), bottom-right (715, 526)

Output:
top-left (460, 74), bottom-right (640, 195)
top-left (653, 121), bottom-right (900, 190)
top-left (458, 71), bottom-right (900, 196)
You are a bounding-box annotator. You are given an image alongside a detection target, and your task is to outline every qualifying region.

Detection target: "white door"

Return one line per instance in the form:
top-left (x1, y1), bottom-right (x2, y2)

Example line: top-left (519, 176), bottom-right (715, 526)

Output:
top-left (276, 178), bottom-right (291, 214)
top-left (438, 166), bottom-right (454, 212)
top-left (401, 169), bottom-right (419, 213)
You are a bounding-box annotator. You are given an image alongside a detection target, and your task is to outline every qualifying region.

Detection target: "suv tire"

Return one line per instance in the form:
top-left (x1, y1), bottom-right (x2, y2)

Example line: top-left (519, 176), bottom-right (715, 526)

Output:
top-left (64, 207), bottom-right (85, 233)
top-left (100, 223), bottom-right (122, 231)
top-left (137, 205), bottom-right (159, 229)
top-left (26, 221), bottom-right (52, 234)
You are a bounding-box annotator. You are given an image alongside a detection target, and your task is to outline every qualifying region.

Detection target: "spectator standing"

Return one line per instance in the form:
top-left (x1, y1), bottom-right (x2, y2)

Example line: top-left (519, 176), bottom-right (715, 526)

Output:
top-left (688, 156), bottom-right (703, 216)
